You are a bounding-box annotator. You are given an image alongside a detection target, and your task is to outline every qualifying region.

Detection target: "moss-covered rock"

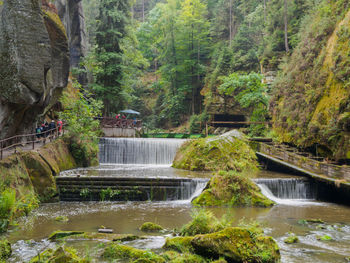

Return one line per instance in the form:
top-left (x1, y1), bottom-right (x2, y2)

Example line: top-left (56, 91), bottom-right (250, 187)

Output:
top-left (103, 243), bottom-right (165, 262)
top-left (163, 236), bottom-right (195, 253)
top-left (140, 222), bottom-right (164, 232)
top-left (48, 230), bottom-right (85, 241)
top-left (161, 250), bottom-right (207, 263)
top-left (0, 239), bottom-right (11, 261)
top-left (172, 132), bottom-right (258, 172)
top-left (38, 139), bottom-right (77, 175)
top-left (20, 151), bottom-right (57, 202)
top-left (29, 246), bottom-right (85, 263)
top-left (63, 136), bottom-right (99, 167)
top-left (192, 171), bottom-right (274, 207)
top-left (284, 233), bottom-right (299, 244)
top-left (191, 227), bottom-right (280, 263)
top-left (179, 210), bottom-right (229, 236)
top-left (48, 230), bottom-right (139, 243)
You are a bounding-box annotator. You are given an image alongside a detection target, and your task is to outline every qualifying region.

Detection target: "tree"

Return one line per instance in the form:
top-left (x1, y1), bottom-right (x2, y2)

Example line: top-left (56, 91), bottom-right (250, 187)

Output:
top-left (93, 0), bottom-right (131, 115)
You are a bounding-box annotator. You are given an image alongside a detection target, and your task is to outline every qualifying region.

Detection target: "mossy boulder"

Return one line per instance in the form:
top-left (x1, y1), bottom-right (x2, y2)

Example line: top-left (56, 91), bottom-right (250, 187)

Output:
top-left (191, 227), bottom-right (280, 263)
top-left (192, 171), bottom-right (274, 207)
top-left (48, 230), bottom-right (84, 241)
top-left (29, 246), bottom-right (85, 263)
top-left (172, 132), bottom-right (258, 172)
top-left (163, 236), bottom-right (195, 253)
top-left (0, 239), bottom-right (11, 261)
top-left (103, 243), bottom-right (165, 262)
top-left (284, 234), bottom-right (299, 244)
top-left (162, 250), bottom-right (207, 262)
top-left (63, 136), bottom-right (99, 167)
top-left (140, 222), bottom-right (164, 232)
top-left (20, 151), bottom-right (57, 202)
top-left (38, 139), bottom-right (77, 175)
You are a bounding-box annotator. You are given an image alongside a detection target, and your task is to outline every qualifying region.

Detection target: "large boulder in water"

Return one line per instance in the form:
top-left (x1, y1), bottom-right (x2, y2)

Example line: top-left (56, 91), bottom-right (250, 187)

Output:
top-left (191, 227), bottom-right (280, 263)
top-left (172, 130), bottom-right (257, 172)
top-left (0, 0), bottom-right (69, 138)
top-left (192, 171), bottom-right (274, 207)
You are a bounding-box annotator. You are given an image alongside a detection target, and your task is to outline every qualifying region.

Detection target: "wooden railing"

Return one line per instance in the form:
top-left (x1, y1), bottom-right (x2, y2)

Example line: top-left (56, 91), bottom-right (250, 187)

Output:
top-left (0, 126), bottom-right (65, 160)
top-left (259, 142), bottom-right (350, 182)
top-left (98, 117), bottom-right (142, 129)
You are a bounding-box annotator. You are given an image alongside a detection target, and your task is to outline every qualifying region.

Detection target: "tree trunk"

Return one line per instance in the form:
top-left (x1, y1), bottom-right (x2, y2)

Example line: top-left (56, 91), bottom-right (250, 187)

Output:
top-left (284, 0), bottom-right (289, 52)
top-left (263, 0), bottom-right (266, 23)
top-left (229, 0), bottom-right (232, 46)
top-left (142, 0), bottom-right (145, 22)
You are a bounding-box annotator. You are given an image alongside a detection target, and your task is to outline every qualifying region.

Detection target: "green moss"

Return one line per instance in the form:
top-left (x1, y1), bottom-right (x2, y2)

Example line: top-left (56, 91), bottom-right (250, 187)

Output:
top-left (0, 239), bottom-right (11, 261)
top-left (42, 10), bottom-right (67, 39)
top-left (103, 243), bottom-right (165, 262)
top-left (140, 222), bottom-right (164, 232)
top-left (191, 227), bottom-right (280, 263)
top-left (162, 250), bottom-right (207, 263)
top-left (38, 139), bottom-right (77, 175)
top-left (63, 136), bottom-right (99, 167)
top-left (55, 216), bottom-right (69, 222)
top-left (20, 151), bottom-right (57, 202)
top-left (172, 134), bottom-right (258, 172)
top-left (163, 237), bottom-right (194, 253)
top-left (48, 230), bottom-right (84, 241)
top-left (284, 233), bottom-right (299, 244)
top-left (317, 234), bottom-right (333, 241)
top-left (192, 171), bottom-right (274, 207)
top-left (29, 246), bottom-right (85, 263)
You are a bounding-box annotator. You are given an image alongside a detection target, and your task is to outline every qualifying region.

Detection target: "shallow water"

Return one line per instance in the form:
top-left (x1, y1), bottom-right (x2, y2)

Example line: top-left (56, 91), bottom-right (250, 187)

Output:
top-left (5, 167), bottom-right (350, 263)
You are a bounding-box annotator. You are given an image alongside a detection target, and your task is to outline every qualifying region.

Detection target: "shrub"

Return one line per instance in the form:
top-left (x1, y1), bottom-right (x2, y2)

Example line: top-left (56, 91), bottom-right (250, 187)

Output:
top-left (180, 209), bottom-right (230, 236)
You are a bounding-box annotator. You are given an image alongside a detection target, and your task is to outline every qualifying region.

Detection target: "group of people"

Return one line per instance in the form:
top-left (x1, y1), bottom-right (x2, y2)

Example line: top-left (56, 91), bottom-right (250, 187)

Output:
top-left (35, 120), bottom-right (63, 139)
top-left (115, 114), bottom-right (137, 125)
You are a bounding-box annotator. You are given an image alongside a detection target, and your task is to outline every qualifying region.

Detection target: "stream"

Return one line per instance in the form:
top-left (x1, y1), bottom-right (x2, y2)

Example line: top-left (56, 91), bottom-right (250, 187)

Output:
top-left (4, 138), bottom-right (350, 262)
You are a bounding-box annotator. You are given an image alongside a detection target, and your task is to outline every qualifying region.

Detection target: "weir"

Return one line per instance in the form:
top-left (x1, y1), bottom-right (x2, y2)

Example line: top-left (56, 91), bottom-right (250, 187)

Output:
top-left (57, 138), bottom-right (209, 202)
top-left (254, 178), bottom-right (319, 205)
top-left (99, 138), bottom-right (186, 164)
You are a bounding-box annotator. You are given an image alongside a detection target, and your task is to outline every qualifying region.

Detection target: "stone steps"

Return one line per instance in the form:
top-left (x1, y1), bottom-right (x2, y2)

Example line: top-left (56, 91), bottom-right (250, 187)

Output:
top-left (56, 176), bottom-right (208, 202)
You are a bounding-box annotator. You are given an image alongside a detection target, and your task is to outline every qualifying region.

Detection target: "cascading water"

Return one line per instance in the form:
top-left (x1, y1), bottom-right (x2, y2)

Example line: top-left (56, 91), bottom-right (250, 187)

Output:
top-left (57, 138), bottom-right (209, 202)
top-left (99, 138), bottom-right (186, 164)
top-left (255, 178), bottom-right (320, 205)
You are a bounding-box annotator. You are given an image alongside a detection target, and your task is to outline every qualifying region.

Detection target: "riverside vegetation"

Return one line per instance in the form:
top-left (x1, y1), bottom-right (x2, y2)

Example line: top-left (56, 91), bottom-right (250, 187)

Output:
top-left (30, 211), bottom-right (280, 262)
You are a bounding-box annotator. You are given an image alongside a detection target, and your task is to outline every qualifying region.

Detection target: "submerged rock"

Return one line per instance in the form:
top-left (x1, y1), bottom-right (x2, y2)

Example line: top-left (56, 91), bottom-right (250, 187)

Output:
top-left (284, 233), bottom-right (299, 244)
top-left (172, 132), bottom-right (257, 172)
top-left (192, 171), bottom-right (274, 207)
top-left (191, 227), bottom-right (280, 263)
top-left (139, 222), bottom-right (164, 232)
top-left (48, 230), bottom-right (139, 242)
top-left (48, 231), bottom-right (85, 241)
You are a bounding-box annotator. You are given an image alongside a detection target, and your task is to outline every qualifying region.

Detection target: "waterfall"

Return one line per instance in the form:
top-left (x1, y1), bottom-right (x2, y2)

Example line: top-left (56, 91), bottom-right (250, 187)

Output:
top-left (99, 138), bottom-right (186, 165)
top-left (255, 178), bottom-right (320, 205)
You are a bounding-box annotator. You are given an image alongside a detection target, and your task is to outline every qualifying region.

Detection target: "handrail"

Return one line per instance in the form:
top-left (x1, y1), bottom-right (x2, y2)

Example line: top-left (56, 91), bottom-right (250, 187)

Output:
top-left (0, 124), bottom-right (66, 160)
top-left (99, 117), bottom-right (142, 129)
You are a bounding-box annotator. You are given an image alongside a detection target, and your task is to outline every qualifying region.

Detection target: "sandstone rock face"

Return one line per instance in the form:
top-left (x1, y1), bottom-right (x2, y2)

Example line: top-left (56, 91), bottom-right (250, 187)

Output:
top-left (0, 0), bottom-right (69, 138)
top-left (55, 0), bottom-right (87, 85)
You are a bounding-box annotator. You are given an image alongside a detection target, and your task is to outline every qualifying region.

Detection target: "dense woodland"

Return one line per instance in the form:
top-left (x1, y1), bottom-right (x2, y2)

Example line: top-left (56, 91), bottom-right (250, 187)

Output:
top-left (81, 0), bottom-right (350, 159)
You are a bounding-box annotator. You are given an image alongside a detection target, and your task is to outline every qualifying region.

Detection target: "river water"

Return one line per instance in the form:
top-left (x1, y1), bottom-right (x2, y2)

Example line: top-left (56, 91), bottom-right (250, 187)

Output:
top-left (4, 138), bottom-right (350, 262)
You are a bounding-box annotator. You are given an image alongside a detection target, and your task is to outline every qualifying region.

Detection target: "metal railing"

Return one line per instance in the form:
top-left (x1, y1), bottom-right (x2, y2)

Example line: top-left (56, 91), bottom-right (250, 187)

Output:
top-left (0, 125), bottom-right (65, 160)
top-left (98, 117), bottom-right (142, 129)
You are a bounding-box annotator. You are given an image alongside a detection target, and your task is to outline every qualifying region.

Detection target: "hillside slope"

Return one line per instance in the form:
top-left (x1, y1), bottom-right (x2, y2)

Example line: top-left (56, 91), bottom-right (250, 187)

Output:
top-left (272, 1), bottom-right (350, 160)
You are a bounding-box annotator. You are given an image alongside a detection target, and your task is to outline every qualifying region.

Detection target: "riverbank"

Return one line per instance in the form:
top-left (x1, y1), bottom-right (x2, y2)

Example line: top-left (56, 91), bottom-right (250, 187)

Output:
top-left (0, 136), bottom-right (98, 234)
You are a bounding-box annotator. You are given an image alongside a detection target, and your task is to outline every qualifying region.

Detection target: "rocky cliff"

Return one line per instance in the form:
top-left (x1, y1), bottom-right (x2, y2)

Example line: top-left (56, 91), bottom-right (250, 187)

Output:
top-left (55, 0), bottom-right (87, 85)
top-left (272, 2), bottom-right (350, 160)
top-left (0, 0), bottom-right (69, 138)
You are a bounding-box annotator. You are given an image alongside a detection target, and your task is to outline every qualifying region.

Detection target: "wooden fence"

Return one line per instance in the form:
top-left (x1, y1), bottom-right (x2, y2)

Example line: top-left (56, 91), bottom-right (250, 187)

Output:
top-left (99, 117), bottom-right (142, 129)
top-left (259, 142), bottom-right (350, 181)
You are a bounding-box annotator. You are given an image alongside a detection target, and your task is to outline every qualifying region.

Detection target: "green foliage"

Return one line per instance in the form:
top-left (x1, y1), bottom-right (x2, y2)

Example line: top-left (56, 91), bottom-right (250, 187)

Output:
top-left (188, 112), bottom-right (208, 134)
top-left (219, 72), bottom-right (269, 136)
top-left (59, 79), bottom-right (102, 141)
top-left (0, 189), bottom-right (16, 233)
top-left (180, 209), bottom-right (230, 236)
top-left (0, 239), bottom-right (11, 262)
